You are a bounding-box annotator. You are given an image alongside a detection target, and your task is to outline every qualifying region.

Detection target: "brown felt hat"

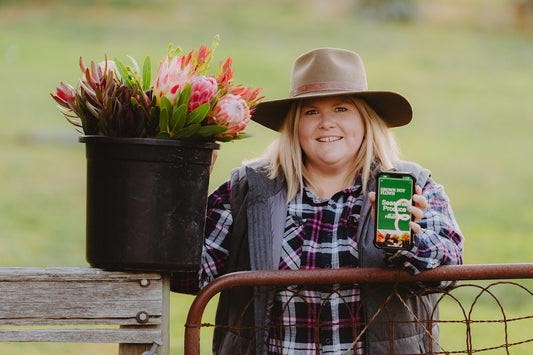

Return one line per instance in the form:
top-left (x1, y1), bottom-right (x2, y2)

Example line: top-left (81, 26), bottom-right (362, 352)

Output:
top-left (251, 47), bottom-right (413, 131)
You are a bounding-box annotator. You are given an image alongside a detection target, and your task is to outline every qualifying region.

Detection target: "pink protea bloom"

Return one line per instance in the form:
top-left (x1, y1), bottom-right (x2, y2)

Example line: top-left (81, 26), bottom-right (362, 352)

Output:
top-left (153, 56), bottom-right (194, 105)
top-left (188, 75), bottom-right (218, 112)
top-left (54, 82), bottom-right (76, 104)
top-left (51, 82), bottom-right (77, 111)
top-left (211, 94), bottom-right (250, 137)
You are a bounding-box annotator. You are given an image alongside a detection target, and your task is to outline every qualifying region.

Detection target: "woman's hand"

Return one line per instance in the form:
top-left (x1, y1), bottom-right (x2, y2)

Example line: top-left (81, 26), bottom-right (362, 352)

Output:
top-left (368, 185), bottom-right (428, 234)
top-left (408, 185), bottom-right (428, 234)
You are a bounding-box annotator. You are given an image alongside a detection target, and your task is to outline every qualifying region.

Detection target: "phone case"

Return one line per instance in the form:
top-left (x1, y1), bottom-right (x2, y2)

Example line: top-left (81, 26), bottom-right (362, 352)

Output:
top-left (374, 171), bottom-right (416, 250)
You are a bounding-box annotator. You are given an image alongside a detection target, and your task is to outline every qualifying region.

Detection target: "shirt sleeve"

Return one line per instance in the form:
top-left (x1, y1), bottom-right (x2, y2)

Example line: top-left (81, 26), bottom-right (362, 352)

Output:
top-left (384, 177), bottom-right (464, 275)
top-left (198, 179), bottom-right (234, 288)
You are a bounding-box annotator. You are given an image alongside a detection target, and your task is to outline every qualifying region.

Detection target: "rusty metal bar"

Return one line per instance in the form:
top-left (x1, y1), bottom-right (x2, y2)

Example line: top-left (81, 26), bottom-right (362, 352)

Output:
top-left (184, 263), bottom-right (533, 354)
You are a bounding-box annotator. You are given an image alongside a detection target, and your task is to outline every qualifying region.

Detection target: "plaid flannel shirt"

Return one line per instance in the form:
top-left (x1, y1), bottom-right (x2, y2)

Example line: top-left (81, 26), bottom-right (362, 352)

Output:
top-left (199, 176), bottom-right (463, 354)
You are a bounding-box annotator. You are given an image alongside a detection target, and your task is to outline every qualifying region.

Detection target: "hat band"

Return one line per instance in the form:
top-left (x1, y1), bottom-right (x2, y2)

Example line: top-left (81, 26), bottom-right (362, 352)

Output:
top-left (290, 81), bottom-right (365, 97)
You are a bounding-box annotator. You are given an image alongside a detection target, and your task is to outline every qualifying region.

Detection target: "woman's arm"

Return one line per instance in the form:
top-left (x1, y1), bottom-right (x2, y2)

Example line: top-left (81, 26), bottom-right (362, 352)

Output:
top-left (199, 180), bottom-right (234, 286)
top-left (385, 178), bottom-right (464, 275)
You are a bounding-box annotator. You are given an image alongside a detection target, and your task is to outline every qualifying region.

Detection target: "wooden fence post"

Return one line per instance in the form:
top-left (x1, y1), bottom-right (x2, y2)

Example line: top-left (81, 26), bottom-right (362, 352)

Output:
top-left (119, 274), bottom-right (170, 355)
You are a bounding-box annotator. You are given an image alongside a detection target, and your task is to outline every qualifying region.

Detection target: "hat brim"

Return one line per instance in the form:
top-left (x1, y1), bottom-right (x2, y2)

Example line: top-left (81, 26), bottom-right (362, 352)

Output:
top-left (251, 90), bottom-right (412, 132)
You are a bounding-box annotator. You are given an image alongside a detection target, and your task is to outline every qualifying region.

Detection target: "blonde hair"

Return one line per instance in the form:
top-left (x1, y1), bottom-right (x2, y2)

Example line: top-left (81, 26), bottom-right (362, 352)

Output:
top-left (262, 96), bottom-right (400, 201)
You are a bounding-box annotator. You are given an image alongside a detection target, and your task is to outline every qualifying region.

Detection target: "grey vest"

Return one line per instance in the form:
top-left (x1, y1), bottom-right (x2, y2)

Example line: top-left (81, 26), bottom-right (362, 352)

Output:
top-left (213, 160), bottom-right (439, 355)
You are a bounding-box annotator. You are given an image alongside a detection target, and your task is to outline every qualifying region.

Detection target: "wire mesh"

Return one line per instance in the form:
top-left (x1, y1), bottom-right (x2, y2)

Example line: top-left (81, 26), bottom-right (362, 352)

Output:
top-left (185, 264), bottom-right (533, 354)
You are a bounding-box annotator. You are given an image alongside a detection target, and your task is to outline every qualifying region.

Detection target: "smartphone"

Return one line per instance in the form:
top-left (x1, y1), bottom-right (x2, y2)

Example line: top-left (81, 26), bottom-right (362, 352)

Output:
top-left (374, 172), bottom-right (416, 250)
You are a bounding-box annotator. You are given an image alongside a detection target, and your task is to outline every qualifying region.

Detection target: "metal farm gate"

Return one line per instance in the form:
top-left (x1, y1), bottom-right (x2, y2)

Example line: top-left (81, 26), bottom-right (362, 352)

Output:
top-left (185, 264), bottom-right (533, 355)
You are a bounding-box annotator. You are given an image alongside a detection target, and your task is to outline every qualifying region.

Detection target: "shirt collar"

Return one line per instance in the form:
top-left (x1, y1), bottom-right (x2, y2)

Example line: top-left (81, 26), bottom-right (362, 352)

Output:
top-left (301, 175), bottom-right (363, 204)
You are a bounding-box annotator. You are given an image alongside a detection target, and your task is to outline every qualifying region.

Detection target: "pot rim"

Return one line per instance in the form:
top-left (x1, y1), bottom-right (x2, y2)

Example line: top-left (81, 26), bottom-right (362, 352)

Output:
top-left (79, 135), bottom-right (220, 150)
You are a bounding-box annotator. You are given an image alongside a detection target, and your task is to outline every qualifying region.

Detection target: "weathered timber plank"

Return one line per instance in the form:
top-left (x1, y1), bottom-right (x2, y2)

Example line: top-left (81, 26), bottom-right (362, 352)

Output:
top-left (0, 267), bottom-right (161, 282)
top-left (0, 280), bottom-right (163, 301)
top-left (0, 317), bottom-right (159, 327)
top-left (0, 328), bottom-right (161, 343)
top-left (0, 300), bottom-right (162, 321)
top-left (0, 267), bottom-right (163, 325)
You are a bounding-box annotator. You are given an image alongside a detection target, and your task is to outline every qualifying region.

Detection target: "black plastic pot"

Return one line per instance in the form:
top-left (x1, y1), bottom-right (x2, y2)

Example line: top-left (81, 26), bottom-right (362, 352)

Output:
top-left (80, 136), bottom-right (219, 272)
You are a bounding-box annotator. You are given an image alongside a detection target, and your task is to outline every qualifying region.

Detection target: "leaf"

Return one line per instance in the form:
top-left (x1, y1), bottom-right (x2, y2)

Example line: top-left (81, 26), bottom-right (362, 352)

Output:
top-left (127, 55), bottom-right (140, 74)
top-left (126, 55), bottom-right (142, 89)
top-left (215, 135), bottom-right (234, 143)
top-left (113, 58), bottom-right (133, 87)
top-left (149, 107), bottom-right (160, 132)
top-left (85, 101), bottom-right (101, 118)
top-left (173, 123), bottom-right (201, 138)
top-left (142, 55), bottom-right (151, 91)
top-left (155, 132), bottom-right (171, 139)
top-left (159, 108), bottom-right (169, 132)
top-left (170, 104), bottom-right (187, 133)
top-left (233, 131), bottom-right (254, 140)
top-left (160, 96), bottom-right (172, 114)
top-left (150, 106), bottom-right (160, 120)
top-left (177, 83), bottom-right (191, 107)
top-left (214, 131), bottom-right (253, 143)
top-left (186, 103), bottom-right (210, 125)
top-left (196, 124), bottom-right (227, 138)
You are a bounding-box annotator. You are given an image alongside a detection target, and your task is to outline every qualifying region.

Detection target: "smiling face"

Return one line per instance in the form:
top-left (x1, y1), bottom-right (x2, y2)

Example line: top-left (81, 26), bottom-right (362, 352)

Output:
top-left (298, 96), bottom-right (365, 176)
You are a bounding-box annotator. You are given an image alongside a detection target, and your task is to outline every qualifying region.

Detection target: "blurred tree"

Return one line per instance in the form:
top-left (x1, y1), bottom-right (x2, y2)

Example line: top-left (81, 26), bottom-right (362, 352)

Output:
top-left (357, 0), bottom-right (418, 22)
top-left (513, 0), bottom-right (533, 31)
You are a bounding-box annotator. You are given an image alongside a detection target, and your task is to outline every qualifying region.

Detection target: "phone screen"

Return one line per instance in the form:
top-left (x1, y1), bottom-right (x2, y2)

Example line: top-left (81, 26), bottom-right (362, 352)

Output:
top-left (375, 172), bottom-right (415, 250)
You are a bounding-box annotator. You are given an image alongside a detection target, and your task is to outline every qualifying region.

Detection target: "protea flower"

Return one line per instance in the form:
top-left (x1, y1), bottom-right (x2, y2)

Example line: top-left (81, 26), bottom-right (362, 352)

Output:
top-left (153, 55), bottom-right (194, 105)
top-left (188, 75), bottom-right (217, 112)
top-left (52, 37), bottom-right (262, 142)
top-left (181, 44), bottom-right (213, 75)
top-left (217, 57), bottom-right (233, 92)
top-left (230, 85), bottom-right (264, 107)
top-left (51, 82), bottom-right (82, 129)
top-left (98, 59), bottom-right (118, 80)
top-left (210, 94), bottom-right (250, 138)
top-left (52, 82), bottom-right (76, 106)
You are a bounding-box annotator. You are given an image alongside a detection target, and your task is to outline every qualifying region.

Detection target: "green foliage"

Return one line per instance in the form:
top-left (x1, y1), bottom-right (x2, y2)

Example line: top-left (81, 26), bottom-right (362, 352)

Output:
top-left (177, 83), bottom-right (192, 108)
top-left (197, 124), bottom-right (228, 138)
top-left (142, 56), bottom-right (151, 91)
top-left (186, 103), bottom-right (210, 125)
top-left (114, 54), bottom-right (152, 93)
top-left (156, 89), bottom-right (213, 139)
top-left (216, 130), bottom-right (252, 142)
top-left (1, 0), bottom-right (533, 354)
top-left (170, 104), bottom-right (187, 132)
top-left (167, 42), bottom-right (182, 61)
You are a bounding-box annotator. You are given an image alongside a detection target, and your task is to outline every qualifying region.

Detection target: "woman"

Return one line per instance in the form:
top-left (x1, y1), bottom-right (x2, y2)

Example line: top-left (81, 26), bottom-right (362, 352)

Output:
top-left (173, 48), bottom-right (463, 354)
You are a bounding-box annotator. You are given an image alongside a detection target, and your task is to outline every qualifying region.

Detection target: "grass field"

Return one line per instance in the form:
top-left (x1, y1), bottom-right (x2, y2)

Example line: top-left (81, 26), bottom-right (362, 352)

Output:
top-left (0, 0), bottom-right (532, 353)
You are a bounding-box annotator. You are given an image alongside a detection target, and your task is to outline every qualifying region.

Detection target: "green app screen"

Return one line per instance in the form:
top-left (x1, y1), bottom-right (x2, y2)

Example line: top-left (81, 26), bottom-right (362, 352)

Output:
top-left (376, 174), bottom-right (413, 249)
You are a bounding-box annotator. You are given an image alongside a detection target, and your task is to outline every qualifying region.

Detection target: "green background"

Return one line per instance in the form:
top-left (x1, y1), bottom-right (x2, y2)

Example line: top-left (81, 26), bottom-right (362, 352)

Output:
top-left (1, 0), bottom-right (532, 353)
